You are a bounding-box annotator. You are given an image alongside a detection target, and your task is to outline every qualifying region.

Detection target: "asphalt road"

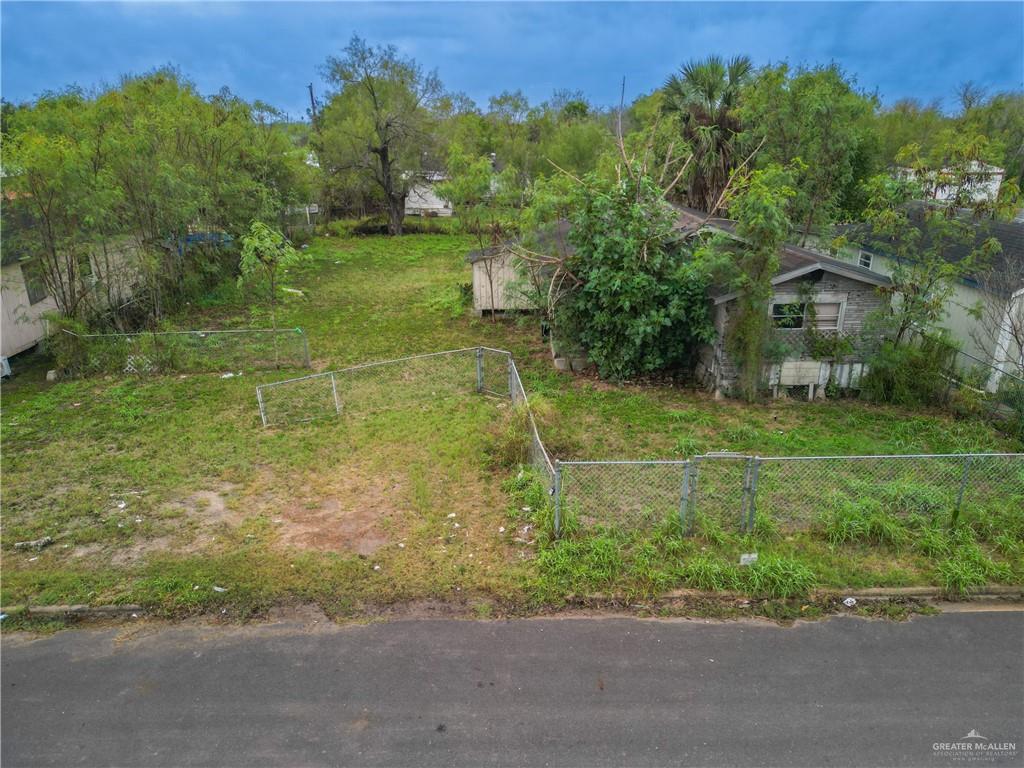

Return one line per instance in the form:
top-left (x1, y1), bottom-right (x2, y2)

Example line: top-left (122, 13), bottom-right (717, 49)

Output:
top-left (2, 610), bottom-right (1022, 767)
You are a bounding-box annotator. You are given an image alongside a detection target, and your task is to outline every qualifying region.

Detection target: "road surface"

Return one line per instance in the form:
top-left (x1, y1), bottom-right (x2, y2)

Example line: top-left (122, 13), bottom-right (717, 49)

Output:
top-left (3, 610), bottom-right (1022, 767)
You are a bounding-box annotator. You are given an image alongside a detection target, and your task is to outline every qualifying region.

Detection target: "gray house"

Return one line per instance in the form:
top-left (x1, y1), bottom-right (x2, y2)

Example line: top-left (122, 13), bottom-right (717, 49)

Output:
top-left (675, 208), bottom-right (892, 399)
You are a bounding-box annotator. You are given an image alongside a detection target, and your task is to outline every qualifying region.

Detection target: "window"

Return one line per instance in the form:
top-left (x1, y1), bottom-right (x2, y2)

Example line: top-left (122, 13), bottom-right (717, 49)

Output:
top-left (858, 250), bottom-right (872, 269)
top-left (813, 302), bottom-right (842, 330)
top-left (78, 252), bottom-right (93, 282)
top-left (772, 302), bottom-right (805, 329)
top-left (20, 260), bottom-right (48, 305)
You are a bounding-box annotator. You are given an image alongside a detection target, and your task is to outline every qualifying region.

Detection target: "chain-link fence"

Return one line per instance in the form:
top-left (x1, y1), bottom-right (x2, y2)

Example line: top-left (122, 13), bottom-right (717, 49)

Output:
top-left (554, 452), bottom-right (1024, 537)
top-left (62, 328), bottom-right (310, 376)
top-left (253, 346), bottom-right (1024, 538)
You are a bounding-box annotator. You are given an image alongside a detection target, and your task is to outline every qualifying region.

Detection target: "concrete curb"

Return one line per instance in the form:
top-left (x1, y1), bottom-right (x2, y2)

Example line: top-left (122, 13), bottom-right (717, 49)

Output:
top-left (583, 585), bottom-right (1024, 602)
top-left (2, 587), bottom-right (1021, 624)
top-left (2, 604), bottom-right (145, 619)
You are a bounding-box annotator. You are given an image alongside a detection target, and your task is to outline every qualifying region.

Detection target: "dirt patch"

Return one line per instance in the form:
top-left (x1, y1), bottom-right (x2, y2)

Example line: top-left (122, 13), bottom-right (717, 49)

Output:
top-left (165, 483), bottom-right (241, 527)
top-left (276, 475), bottom-right (398, 556)
top-left (68, 543), bottom-right (105, 559)
top-left (109, 535), bottom-right (179, 566)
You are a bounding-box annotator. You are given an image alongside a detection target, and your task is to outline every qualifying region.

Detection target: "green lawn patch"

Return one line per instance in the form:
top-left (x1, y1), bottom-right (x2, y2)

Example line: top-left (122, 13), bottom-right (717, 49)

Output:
top-left (2, 232), bottom-right (1021, 620)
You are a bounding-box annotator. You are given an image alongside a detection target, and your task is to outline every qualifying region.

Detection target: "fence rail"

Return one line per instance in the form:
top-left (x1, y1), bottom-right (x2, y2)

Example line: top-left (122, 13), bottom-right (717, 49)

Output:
top-left (63, 327), bottom-right (310, 376)
top-left (255, 347), bottom-right (1024, 538)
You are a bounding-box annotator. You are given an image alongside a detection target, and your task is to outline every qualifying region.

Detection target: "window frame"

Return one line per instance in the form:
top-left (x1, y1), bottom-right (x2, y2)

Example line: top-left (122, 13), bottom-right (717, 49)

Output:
top-left (20, 259), bottom-right (49, 306)
top-left (771, 301), bottom-right (807, 329)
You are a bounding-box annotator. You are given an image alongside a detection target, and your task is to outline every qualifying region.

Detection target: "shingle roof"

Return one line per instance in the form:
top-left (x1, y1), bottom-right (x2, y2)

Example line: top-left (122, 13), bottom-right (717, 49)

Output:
top-left (838, 203), bottom-right (1024, 297)
top-left (673, 205), bottom-right (892, 301)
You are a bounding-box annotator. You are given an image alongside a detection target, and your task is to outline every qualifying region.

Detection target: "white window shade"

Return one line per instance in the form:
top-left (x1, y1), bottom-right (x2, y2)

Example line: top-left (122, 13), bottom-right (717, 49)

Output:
top-left (813, 302), bottom-right (841, 330)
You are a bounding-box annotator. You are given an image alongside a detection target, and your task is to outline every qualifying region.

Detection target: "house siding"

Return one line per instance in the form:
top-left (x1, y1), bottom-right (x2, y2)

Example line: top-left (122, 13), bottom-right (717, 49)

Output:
top-left (707, 270), bottom-right (887, 396)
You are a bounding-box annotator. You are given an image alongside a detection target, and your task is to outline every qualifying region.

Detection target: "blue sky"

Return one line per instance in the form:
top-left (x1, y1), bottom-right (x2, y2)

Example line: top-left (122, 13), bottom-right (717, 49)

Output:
top-left (2, 2), bottom-right (1022, 118)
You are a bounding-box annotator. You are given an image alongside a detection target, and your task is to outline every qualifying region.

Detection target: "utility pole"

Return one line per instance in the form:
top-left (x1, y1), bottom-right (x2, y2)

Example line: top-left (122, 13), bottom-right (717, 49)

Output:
top-left (307, 83), bottom-right (319, 129)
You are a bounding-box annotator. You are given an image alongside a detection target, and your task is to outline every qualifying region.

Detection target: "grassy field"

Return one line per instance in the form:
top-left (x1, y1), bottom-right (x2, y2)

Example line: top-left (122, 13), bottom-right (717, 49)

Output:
top-left (2, 231), bottom-right (1021, 624)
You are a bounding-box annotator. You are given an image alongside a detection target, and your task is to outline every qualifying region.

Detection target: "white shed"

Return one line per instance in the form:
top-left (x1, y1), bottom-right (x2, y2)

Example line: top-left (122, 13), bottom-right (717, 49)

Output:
top-left (467, 221), bottom-right (571, 315)
top-left (404, 172), bottom-right (452, 217)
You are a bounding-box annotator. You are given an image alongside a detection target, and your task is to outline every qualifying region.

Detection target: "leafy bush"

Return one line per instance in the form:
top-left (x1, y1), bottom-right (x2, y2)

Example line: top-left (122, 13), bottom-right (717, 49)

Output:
top-left (861, 338), bottom-right (955, 407)
top-left (554, 171), bottom-right (714, 381)
top-left (42, 314), bottom-right (90, 376)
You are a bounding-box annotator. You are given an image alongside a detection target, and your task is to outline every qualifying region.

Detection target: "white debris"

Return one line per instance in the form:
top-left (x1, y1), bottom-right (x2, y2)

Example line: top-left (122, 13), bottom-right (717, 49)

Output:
top-left (115, 500), bottom-right (127, 510)
top-left (739, 553), bottom-right (758, 566)
top-left (447, 513), bottom-right (457, 518)
top-left (398, 543), bottom-right (405, 549)
top-left (373, 564), bottom-right (382, 571)
top-left (521, 506), bottom-right (531, 513)
top-left (843, 597), bottom-right (857, 608)
top-left (220, 372), bottom-right (235, 379)
top-left (212, 586), bottom-right (228, 593)
top-left (498, 527), bottom-right (506, 533)
top-left (14, 536), bottom-right (53, 551)
top-left (28, 557), bottom-right (38, 562)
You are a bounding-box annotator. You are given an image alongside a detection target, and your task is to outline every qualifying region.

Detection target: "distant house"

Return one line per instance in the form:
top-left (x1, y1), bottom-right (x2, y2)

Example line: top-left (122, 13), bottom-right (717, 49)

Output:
top-left (675, 207), bottom-right (892, 399)
top-left (404, 172), bottom-right (452, 217)
top-left (826, 206), bottom-right (1024, 390)
top-left (466, 221), bottom-right (571, 315)
top-left (897, 161), bottom-right (1004, 206)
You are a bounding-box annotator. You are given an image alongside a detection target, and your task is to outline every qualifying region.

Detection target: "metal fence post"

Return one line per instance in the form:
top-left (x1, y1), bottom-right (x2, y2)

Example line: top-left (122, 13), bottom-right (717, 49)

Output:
top-left (679, 460), bottom-right (692, 535)
top-left (553, 461), bottom-right (563, 538)
top-left (954, 454), bottom-right (973, 523)
top-left (300, 329), bottom-right (311, 368)
top-left (507, 355), bottom-right (515, 400)
top-left (476, 348), bottom-right (484, 393)
top-left (740, 457), bottom-right (753, 532)
top-left (256, 386), bottom-right (268, 427)
top-left (747, 457), bottom-right (761, 532)
top-left (691, 456), bottom-right (701, 523)
top-left (330, 372), bottom-right (341, 414)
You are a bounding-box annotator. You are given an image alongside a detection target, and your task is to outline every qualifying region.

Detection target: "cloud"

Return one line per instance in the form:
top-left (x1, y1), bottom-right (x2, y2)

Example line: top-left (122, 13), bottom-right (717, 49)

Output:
top-left (2, 1), bottom-right (1021, 114)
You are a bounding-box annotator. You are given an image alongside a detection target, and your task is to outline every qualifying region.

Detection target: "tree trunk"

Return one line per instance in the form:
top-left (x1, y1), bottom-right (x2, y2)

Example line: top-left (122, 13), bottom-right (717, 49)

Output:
top-left (387, 195), bottom-right (405, 236)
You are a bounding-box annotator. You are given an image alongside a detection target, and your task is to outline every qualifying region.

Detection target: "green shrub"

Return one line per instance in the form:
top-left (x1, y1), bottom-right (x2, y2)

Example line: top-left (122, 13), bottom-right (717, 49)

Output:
top-left (861, 338), bottom-right (954, 407)
top-left (553, 171), bottom-right (714, 381)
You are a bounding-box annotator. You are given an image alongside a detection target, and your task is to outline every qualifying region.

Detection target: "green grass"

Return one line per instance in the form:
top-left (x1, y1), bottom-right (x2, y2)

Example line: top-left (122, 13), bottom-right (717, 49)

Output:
top-left (2, 230), bottom-right (1021, 621)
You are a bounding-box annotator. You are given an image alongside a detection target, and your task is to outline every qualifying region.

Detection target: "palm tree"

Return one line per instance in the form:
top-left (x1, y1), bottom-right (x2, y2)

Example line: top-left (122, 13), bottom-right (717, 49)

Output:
top-left (662, 55), bottom-right (752, 212)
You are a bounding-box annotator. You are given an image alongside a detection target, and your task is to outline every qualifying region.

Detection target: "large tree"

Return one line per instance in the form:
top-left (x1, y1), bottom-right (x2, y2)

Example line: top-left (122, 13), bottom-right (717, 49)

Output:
top-left (697, 165), bottom-right (796, 401)
top-left (318, 36), bottom-right (444, 235)
top-left (661, 54), bottom-right (753, 212)
top-left (740, 64), bottom-right (879, 243)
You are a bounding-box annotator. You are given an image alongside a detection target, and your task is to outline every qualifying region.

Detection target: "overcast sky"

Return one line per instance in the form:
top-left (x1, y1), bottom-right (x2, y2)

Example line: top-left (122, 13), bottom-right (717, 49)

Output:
top-left (2, 1), bottom-right (1022, 119)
